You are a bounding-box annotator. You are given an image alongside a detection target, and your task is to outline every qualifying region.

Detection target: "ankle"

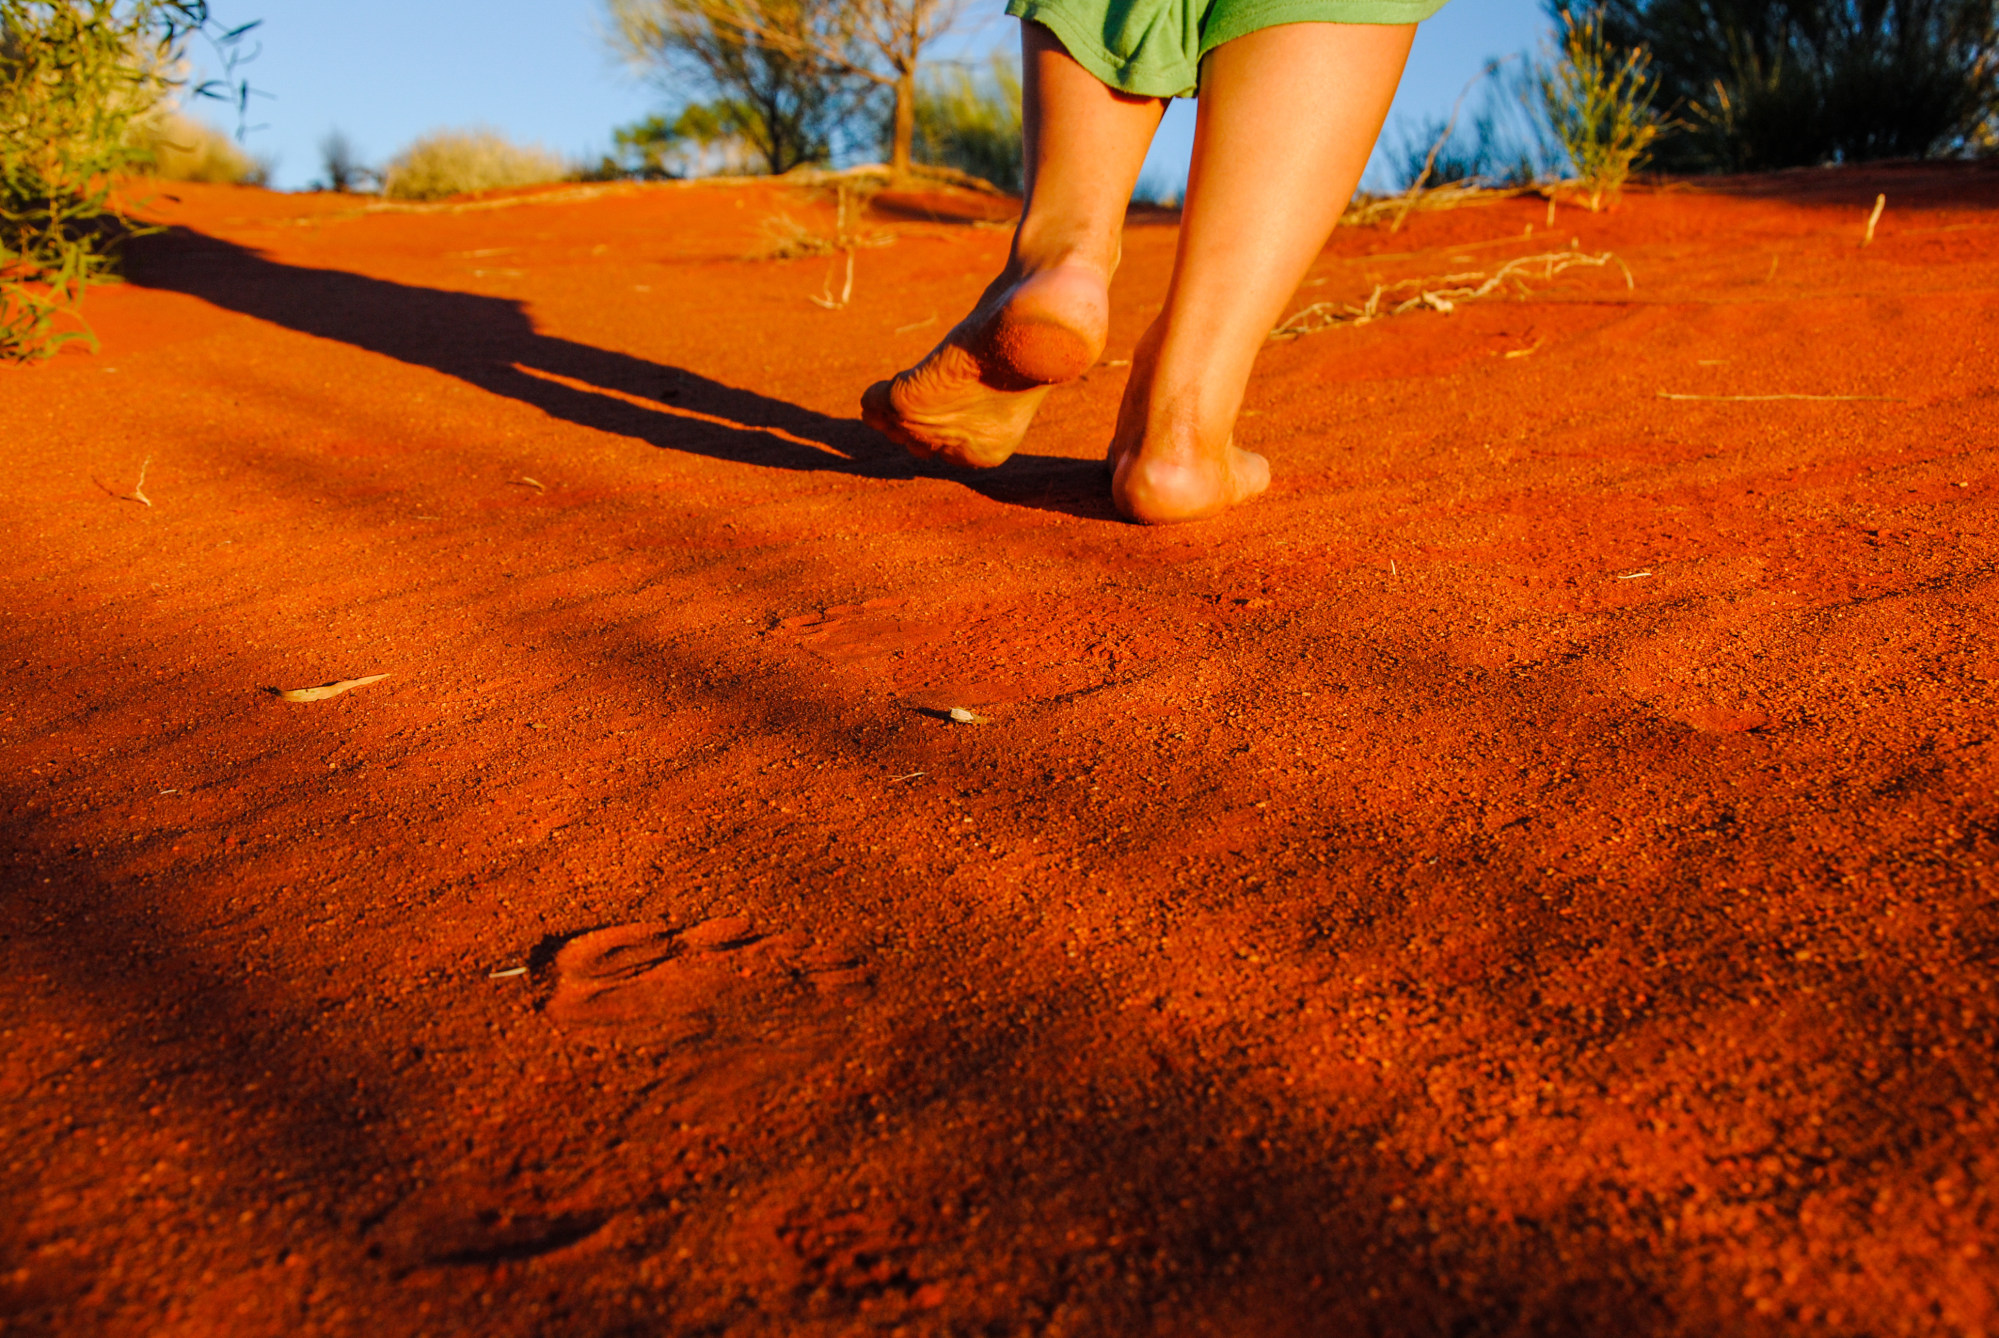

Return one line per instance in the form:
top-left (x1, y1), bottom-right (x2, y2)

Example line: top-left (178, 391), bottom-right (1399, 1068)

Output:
top-left (1112, 451), bottom-right (1219, 523)
top-left (1110, 438), bottom-right (1269, 524)
top-left (1007, 220), bottom-right (1120, 282)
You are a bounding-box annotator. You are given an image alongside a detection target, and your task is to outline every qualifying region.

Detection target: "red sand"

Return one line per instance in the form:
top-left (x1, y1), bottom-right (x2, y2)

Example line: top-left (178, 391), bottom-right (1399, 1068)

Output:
top-left (3, 164), bottom-right (1997, 1336)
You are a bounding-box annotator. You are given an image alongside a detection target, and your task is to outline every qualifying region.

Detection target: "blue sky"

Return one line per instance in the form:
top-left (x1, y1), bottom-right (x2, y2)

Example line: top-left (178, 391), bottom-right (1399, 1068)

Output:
top-left (206, 0), bottom-right (1553, 193)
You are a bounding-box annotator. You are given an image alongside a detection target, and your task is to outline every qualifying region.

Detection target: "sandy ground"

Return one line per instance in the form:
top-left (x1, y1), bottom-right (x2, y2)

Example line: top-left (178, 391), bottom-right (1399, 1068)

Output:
top-left (2, 163), bottom-right (1996, 1337)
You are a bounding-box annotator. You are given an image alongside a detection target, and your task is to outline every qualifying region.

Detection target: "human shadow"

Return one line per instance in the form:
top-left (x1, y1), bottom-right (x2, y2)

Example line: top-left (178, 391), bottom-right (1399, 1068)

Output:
top-left (124, 226), bottom-right (1121, 520)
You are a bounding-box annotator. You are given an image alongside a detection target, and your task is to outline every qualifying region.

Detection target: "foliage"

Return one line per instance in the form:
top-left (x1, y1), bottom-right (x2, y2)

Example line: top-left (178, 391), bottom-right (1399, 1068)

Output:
top-left (1539, 8), bottom-right (1666, 208)
top-left (608, 0), bottom-right (872, 174)
top-left (589, 102), bottom-right (761, 178)
top-left (909, 55), bottom-right (1021, 193)
top-left (379, 128), bottom-right (571, 201)
top-left (316, 128), bottom-right (373, 192)
top-left (605, 0), bottom-right (974, 177)
top-left (1, 0), bottom-right (258, 361)
top-left (1593, 0), bottom-right (1999, 169)
top-left (1374, 59), bottom-right (1561, 197)
top-left (133, 108), bottom-right (263, 182)
top-left (1389, 110), bottom-right (1545, 189)
top-left (1129, 171), bottom-right (1180, 207)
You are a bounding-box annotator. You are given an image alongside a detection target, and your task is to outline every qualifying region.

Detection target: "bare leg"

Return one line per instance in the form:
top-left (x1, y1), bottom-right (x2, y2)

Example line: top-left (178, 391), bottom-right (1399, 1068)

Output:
top-left (1110, 22), bottom-right (1414, 523)
top-left (861, 23), bottom-right (1164, 468)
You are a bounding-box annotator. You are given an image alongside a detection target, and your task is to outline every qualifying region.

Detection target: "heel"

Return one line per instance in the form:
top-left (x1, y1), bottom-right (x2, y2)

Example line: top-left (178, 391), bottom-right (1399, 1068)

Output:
top-left (987, 310), bottom-right (1097, 386)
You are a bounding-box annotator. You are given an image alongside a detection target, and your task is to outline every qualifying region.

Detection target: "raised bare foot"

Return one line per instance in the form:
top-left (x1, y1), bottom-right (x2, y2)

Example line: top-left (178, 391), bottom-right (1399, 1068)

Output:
top-left (861, 263), bottom-right (1108, 469)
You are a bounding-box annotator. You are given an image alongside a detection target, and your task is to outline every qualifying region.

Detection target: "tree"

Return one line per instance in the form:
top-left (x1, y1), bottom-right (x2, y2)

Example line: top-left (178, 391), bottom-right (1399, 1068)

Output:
top-left (1591, 0), bottom-right (1999, 170)
top-left (609, 0), bottom-right (867, 174)
top-left (608, 0), bottom-right (975, 177)
top-left (598, 103), bottom-right (757, 178)
top-left (910, 53), bottom-right (1022, 191)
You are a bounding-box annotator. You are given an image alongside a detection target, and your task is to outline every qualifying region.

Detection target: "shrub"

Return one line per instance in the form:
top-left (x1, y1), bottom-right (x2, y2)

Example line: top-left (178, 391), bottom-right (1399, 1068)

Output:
top-left (380, 128), bottom-right (571, 201)
top-left (1129, 171), bottom-right (1181, 208)
top-left (1, 0), bottom-right (255, 360)
top-left (1540, 8), bottom-right (1666, 209)
top-left (607, 0), bottom-right (873, 175)
top-left (910, 55), bottom-right (1022, 193)
top-left (1388, 109), bottom-right (1546, 190)
top-left (132, 109), bottom-right (264, 182)
top-left (1376, 60), bottom-right (1562, 196)
top-left (590, 102), bottom-right (761, 179)
top-left (1594, 0), bottom-right (1999, 169)
top-left (317, 128), bottom-right (374, 192)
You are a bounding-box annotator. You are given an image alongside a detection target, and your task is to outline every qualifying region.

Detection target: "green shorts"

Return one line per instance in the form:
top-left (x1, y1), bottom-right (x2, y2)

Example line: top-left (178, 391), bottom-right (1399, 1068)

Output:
top-left (1005, 0), bottom-right (1446, 98)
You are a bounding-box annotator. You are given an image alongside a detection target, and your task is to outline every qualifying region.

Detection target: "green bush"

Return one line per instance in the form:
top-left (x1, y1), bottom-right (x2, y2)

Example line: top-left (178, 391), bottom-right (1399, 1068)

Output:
top-left (607, 0), bottom-right (869, 175)
top-left (380, 128), bottom-right (571, 201)
top-left (589, 102), bottom-right (758, 179)
top-left (910, 56), bottom-right (1022, 193)
top-left (4, 0), bottom-right (159, 358)
top-left (1, 0), bottom-right (254, 360)
top-left (1540, 8), bottom-right (1666, 209)
top-left (1594, 0), bottom-right (1999, 170)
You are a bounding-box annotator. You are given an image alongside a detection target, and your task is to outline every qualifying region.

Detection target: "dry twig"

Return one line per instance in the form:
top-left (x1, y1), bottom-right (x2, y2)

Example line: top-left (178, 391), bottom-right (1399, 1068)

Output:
top-left (1385, 62), bottom-right (1509, 233)
top-left (1271, 249), bottom-right (1632, 341)
top-left (273, 674), bottom-right (389, 703)
top-left (1656, 392), bottom-right (1901, 402)
top-left (810, 249), bottom-right (856, 310)
top-left (1342, 180), bottom-right (1512, 229)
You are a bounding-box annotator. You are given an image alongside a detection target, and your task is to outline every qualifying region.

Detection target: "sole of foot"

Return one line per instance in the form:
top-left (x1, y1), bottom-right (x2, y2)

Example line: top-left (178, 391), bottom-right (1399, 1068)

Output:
top-left (1109, 441), bottom-right (1272, 524)
top-left (861, 265), bottom-right (1107, 470)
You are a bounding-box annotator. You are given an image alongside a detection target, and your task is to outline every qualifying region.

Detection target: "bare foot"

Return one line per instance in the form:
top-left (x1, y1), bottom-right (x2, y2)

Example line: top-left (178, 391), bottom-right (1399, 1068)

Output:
top-left (1110, 438), bottom-right (1271, 524)
top-left (862, 263), bottom-right (1108, 469)
top-left (1104, 326), bottom-right (1272, 524)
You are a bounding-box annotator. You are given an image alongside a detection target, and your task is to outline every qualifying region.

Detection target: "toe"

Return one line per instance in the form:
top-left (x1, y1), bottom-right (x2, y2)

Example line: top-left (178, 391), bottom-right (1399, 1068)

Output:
top-left (861, 378), bottom-right (934, 459)
top-left (860, 378), bottom-right (894, 429)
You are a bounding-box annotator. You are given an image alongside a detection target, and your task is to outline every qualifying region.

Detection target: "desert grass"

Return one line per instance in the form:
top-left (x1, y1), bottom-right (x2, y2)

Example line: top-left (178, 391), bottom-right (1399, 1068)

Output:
top-left (1375, 60), bottom-right (1516, 232)
top-left (1540, 9), bottom-right (1665, 212)
top-left (381, 128), bottom-right (570, 202)
top-left (1340, 179), bottom-right (1523, 229)
top-left (755, 181), bottom-right (893, 260)
top-left (132, 110), bottom-right (263, 184)
top-left (1270, 248), bottom-right (1632, 340)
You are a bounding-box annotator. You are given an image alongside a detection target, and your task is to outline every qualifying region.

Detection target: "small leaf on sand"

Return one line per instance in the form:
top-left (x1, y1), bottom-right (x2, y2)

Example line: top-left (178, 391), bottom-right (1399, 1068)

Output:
top-left (274, 674), bottom-right (388, 703)
top-left (947, 707), bottom-right (989, 724)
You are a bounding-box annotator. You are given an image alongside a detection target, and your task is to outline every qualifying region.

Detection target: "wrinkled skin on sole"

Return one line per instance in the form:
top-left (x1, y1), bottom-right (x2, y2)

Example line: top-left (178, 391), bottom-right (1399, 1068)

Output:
top-left (861, 264), bottom-right (1107, 470)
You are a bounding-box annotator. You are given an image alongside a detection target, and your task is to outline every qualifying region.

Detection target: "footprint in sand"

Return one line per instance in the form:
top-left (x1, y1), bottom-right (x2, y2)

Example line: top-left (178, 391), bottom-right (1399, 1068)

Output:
top-left (773, 598), bottom-right (930, 669)
top-left (546, 916), bottom-right (868, 1045)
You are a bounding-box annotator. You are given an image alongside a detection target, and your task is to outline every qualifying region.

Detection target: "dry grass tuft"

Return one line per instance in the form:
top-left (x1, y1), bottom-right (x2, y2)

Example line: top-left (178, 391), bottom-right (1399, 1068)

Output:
top-left (132, 111), bottom-right (264, 184)
top-left (1540, 9), bottom-right (1664, 212)
top-left (753, 182), bottom-right (892, 259)
top-left (1271, 249), bottom-right (1632, 340)
top-left (381, 129), bottom-right (570, 202)
top-left (1340, 180), bottom-right (1522, 229)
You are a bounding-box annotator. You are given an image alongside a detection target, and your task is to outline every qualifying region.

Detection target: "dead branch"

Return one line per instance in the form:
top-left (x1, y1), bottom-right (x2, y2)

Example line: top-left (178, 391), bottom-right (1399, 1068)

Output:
top-left (1270, 249), bottom-right (1632, 341)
